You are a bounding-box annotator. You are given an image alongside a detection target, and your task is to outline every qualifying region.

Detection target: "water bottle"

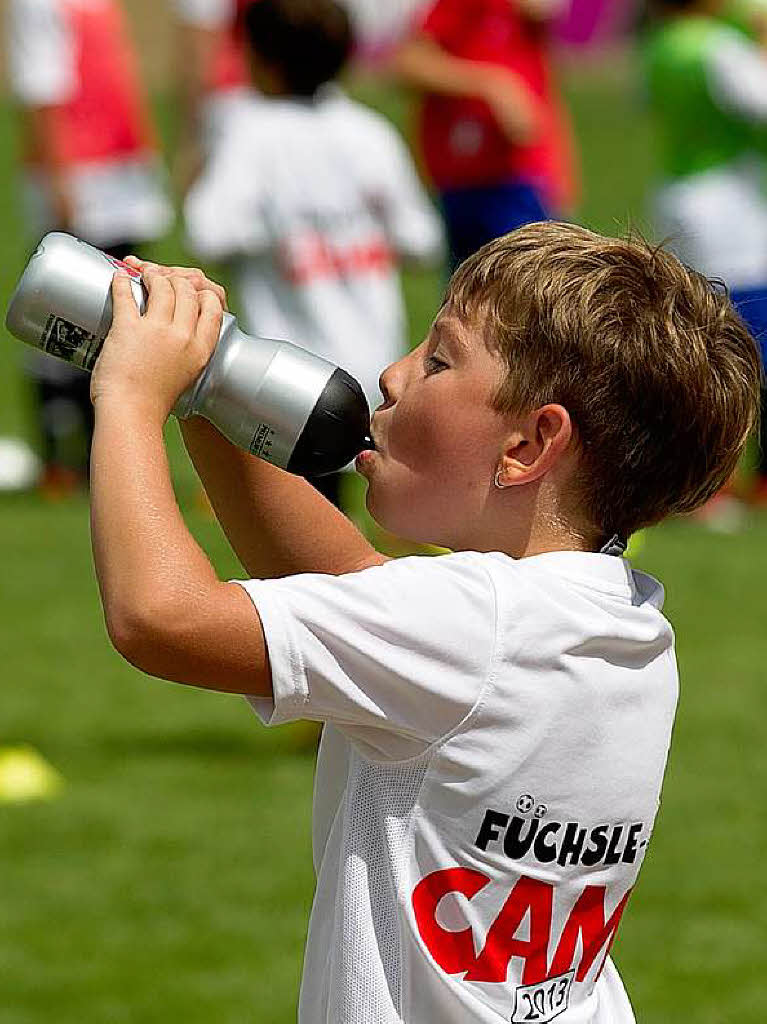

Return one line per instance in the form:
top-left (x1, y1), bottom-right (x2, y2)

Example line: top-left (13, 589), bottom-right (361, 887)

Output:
top-left (5, 233), bottom-right (372, 476)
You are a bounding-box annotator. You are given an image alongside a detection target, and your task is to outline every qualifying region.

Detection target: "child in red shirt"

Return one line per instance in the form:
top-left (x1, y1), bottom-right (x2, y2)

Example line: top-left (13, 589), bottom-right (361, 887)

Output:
top-left (393, 0), bottom-right (577, 266)
top-left (6, 0), bottom-right (172, 491)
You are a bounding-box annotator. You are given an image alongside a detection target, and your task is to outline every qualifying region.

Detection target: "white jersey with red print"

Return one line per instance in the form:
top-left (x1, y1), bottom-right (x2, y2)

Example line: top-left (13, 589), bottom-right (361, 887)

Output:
top-left (235, 550), bottom-right (678, 1023)
top-left (5, 0), bottom-right (172, 245)
top-left (171, 0), bottom-right (430, 146)
top-left (184, 88), bottom-right (443, 409)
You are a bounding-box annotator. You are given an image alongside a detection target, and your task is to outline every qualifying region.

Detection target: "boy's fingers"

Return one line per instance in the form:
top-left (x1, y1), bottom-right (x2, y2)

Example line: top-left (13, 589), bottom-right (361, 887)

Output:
top-left (170, 275), bottom-right (200, 337)
top-left (202, 280), bottom-right (228, 311)
top-left (196, 289), bottom-right (224, 356)
top-left (123, 257), bottom-right (227, 310)
top-left (144, 270), bottom-right (176, 321)
top-left (167, 267), bottom-right (228, 309)
top-left (110, 272), bottom-right (141, 326)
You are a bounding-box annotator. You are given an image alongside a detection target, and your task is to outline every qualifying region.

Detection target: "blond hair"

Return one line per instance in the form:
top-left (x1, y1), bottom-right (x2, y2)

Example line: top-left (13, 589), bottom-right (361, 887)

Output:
top-left (447, 222), bottom-right (762, 539)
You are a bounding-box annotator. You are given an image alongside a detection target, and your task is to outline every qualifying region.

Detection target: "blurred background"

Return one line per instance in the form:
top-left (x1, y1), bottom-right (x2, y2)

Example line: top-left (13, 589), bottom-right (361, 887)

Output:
top-left (0, 1), bottom-right (765, 1021)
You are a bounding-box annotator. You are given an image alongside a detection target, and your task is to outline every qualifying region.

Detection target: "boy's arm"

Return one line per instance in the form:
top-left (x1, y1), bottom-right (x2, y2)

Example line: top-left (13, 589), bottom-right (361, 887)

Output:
top-left (90, 270), bottom-right (274, 695)
top-left (183, 131), bottom-right (269, 261)
top-left (390, 35), bottom-right (540, 144)
top-left (125, 258), bottom-right (386, 580)
top-left (180, 417), bottom-right (386, 579)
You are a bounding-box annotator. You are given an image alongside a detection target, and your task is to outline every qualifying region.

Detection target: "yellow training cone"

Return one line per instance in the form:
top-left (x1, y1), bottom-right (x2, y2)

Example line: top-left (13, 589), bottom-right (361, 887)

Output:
top-left (0, 746), bottom-right (63, 804)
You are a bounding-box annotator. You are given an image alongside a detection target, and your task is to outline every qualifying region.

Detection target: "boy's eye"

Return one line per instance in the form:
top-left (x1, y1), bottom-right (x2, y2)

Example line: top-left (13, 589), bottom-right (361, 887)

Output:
top-left (424, 355), bottom-right (449, 375)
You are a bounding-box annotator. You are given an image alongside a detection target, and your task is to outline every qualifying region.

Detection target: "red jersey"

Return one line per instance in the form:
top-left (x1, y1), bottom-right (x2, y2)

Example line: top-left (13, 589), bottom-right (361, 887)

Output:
top-left (206, 0), bottom-right (250, 95)
top-left (15, 0), bottom-right (156, 167)
top-left (418, 0), bottom-right (576, 207)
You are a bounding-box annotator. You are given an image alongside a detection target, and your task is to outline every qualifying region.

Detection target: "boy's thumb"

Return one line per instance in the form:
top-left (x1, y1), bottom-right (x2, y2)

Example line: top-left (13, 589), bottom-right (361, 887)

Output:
top-left (110, 271), bottom-right (140, 323)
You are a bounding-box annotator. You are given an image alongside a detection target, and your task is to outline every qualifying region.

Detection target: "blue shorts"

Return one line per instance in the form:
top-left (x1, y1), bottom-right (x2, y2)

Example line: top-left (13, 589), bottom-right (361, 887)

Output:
top-left (440, 181), bottom-right (551, 270)
top-left (731, 286), bottom-right (767, 367)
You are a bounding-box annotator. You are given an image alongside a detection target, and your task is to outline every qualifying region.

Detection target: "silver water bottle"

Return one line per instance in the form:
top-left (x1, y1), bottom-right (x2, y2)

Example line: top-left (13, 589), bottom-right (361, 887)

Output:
top-left (5, 233), bottom-right (372, 476)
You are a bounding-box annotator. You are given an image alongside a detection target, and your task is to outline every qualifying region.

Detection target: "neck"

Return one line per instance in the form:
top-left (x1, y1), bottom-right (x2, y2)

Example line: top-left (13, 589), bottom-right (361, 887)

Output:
top-left (455, 482), bottom-right (597, 558)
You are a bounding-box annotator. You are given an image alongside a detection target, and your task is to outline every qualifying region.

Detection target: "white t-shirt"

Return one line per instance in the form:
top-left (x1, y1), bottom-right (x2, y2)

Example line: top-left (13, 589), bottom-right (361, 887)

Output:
top-left (5, 0), bottom-right (172, 246)
top-left (185, 90), bottom-right (443, 409)
top-left (236, 550), bottom-right (678, 1023)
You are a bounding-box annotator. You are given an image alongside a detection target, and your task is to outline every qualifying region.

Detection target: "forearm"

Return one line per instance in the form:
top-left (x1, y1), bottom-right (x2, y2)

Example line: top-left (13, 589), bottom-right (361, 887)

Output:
top-left (91, 401), bottom-right (220, 650)
top-left (391, 36), bottom-right (510, 99)
top-left (88, 271), bottom-right (273, 695)
top-left (181, 416), bottom-right (383, 579)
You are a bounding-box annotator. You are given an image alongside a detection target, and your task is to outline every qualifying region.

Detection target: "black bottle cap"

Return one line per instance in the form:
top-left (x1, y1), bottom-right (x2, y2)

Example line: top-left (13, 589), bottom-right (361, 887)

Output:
top-left (287, 368), bottom-right (371, 477)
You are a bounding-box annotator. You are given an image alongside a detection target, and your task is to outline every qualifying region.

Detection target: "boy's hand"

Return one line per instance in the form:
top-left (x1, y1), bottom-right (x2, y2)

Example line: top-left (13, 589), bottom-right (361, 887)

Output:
top-left (90, 268), bottom-right (224, 423)
top-left (483, 70), bottom-right (542, 145)
top-left (122, 256), bottom-right (228, 311)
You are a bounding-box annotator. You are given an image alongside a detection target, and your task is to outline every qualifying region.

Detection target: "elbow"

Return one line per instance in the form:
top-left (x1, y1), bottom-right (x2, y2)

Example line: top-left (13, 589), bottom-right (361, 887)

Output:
top-left (103, 599), bottom-right (169, 676)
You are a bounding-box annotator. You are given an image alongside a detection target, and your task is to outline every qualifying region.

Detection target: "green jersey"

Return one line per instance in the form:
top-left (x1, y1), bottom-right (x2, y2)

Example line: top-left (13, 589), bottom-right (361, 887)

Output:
top-left (644, 16), bottom-right (759, 179)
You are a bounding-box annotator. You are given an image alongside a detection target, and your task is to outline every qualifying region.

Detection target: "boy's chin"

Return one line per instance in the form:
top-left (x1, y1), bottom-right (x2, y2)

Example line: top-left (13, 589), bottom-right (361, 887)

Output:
top-left (368, 501), bottom-right (439, 549)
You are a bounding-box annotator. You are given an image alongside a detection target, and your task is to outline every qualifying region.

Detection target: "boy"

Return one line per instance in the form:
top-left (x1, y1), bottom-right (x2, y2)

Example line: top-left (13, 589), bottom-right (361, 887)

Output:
top-left (645, 0), bottom-right (767, 505)
top-left (88, 222), bottom-right (760, 1022)
top-left (5, 0), bottom-right (172, 492)
top-left (184, 0), bottom-right (443, 508)
top-left (392, 0), bottom-right (576, 268)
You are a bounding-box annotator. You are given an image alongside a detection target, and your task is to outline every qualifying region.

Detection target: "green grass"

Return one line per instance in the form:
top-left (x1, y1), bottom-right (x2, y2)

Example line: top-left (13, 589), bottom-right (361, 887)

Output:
top-left (1, 58), bottom-right (765, 1022)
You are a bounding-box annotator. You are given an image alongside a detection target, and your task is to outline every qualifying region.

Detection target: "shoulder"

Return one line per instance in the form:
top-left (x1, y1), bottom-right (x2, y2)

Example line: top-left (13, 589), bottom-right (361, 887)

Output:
top-left (250, 552), bottom-right (499, 641)
top-left (326, 551), bottom-right (499, 607)
top-left (321, 92), bottom-right (414, 175)
top-left (363, 550), bottom-right (498, 586)
top-left (210, 95), bottom-right (294, 154)
top-left (322, 90), bottom-right (403, 144)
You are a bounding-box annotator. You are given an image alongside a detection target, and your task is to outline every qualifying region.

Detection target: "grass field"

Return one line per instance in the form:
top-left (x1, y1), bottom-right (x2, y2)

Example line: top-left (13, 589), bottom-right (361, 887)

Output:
top-left (1, 58), bottom-right (766, 1023)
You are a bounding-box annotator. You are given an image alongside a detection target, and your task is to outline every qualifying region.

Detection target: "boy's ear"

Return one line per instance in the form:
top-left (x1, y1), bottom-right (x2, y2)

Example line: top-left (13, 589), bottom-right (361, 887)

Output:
top-left (496, 404), bottom-right (573, 487)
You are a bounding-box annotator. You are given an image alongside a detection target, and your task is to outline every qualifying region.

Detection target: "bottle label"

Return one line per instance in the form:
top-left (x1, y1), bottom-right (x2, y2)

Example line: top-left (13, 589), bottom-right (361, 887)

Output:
top-left (42, 315), bottom-right (103, 372)
top-left (250, 421), bottom-right (277, 462)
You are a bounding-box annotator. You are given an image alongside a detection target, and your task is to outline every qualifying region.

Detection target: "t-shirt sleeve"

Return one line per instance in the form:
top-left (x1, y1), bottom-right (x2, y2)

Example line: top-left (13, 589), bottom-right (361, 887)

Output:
top-left (184, 124), bottom-right (270, 258)
top-left (6, 0), bottom-right (76, 106)
top-left (362, 119), bottom-right (444, 263)
top-left (234, 553), bottom-right (498, 761)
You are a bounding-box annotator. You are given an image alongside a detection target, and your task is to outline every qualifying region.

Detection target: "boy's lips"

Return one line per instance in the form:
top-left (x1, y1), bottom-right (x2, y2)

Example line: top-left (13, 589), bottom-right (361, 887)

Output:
top-left (355, 447), bottom-right (376, 472)
top-left (355, 425), bottom-right (379, 471)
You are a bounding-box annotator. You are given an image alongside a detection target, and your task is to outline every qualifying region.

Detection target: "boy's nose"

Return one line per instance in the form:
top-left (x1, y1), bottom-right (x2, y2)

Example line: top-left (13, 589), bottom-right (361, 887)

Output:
top-left (378, 361), bottom-right (398, 406)
top-left (379, 347), bottom-right (417, 405)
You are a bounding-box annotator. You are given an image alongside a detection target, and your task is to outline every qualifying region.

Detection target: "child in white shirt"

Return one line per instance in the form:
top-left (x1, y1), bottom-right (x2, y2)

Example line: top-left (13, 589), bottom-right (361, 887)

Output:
top-left (86, 220), bottom-right (760, 1023)
top-left (5, 0), bottom-right (172, 489)
top-left (183, 0), bottom-right (443, 506)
